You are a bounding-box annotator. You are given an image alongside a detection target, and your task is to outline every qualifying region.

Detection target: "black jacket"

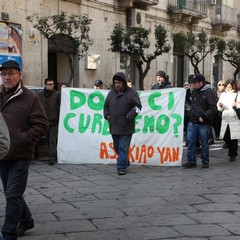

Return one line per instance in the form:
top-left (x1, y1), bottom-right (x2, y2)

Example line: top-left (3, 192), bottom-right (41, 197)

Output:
top-left (38, 89), bottom-right (60, 125)
top-left (104, 87), bottom-right (142, 135)
top-left (188, 84), bottom-right (217, 125)
top-left (151, 80), bottom-right (172, 90)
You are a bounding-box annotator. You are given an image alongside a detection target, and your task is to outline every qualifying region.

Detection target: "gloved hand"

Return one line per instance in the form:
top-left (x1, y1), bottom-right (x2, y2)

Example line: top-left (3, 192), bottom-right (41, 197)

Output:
top-left (126, 106), bottom-right (141, 121)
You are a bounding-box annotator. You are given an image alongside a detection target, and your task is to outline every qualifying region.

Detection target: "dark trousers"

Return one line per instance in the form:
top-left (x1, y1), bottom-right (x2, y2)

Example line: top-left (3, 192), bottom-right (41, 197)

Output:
top-left (47, 124), bottom-right (58, 160)
top-left (0, 160), bottom-right (33, 240)
top-left (223, 124), bottom-right (238, 158)
top-left (212, 112), bottom-right (222, 139)
top-left (112, 134), bottom-right (132, 170)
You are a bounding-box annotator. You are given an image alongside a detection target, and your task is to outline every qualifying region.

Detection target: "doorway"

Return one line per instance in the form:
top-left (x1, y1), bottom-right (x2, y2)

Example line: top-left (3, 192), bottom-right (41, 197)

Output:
top-left (212, 55), bottom-right (223, 88)
top-left (48, 52), bottom-right (58, 90)
top-left (173, 54), bottom-right (184, 87)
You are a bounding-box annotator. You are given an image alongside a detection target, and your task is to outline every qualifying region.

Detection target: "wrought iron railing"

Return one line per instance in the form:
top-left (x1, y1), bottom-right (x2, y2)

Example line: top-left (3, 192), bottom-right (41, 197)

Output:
top-left (213, 4), bottom-right (237, 26)
top-left (134, 0), bottom-right (159, 4)
top-left (168, 0), bottom-right (208, 16)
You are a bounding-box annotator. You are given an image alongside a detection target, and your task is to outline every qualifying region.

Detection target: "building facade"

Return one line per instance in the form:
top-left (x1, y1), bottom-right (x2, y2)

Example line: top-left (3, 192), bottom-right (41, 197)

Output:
top-left (0, 0), bottom-right (239, 90)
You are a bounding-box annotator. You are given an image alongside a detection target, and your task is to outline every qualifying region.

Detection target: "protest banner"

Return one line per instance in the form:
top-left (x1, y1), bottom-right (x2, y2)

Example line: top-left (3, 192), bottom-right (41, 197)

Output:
top-left (58, 87), bottom-right (186, 166)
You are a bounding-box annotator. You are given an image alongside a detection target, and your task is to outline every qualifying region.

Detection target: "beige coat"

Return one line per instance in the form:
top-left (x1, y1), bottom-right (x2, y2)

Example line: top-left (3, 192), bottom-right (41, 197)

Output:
top-left (217, 91), bottom-right (240, 140)
top-left (0, 112), bottom-right (10, 159)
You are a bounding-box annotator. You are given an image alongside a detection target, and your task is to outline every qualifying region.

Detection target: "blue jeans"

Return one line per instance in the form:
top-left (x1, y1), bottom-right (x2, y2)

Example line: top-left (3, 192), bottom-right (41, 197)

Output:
top-left (112, 134), bottom-right (132, 170)
top-left (0, 160), bottom-right (33, 240)
top-left (187, 122), bottom-right (209, 164)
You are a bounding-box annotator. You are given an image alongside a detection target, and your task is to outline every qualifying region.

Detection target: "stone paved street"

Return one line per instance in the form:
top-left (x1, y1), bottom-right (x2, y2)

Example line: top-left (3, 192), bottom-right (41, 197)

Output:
top-left (1, 140), bottom-right (240, 240)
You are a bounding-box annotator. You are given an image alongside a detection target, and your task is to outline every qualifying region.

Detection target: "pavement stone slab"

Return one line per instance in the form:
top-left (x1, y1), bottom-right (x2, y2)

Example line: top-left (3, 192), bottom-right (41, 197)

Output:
top-left (173, 224), bottom-right (231, 237)
top-left (66, 230), bottom-right (129, 240)
top-left (123, 226), bottom-right (181, 239)
top-left (187, 212), bottom-right (240, 224)
top-left (0, 141), bottom-right (240, 239)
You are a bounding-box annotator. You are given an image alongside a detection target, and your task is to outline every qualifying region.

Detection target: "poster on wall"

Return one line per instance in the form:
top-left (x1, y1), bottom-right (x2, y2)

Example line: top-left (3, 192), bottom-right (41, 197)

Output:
top-left (58, 87), bottom-right (186, 167)
top-left (0, 22), bottom-right (22, 84)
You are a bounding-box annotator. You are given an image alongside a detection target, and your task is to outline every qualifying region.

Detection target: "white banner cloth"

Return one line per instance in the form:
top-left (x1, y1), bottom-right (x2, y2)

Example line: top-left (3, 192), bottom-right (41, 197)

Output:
top-left (58, 87), bottom-right (186, 166)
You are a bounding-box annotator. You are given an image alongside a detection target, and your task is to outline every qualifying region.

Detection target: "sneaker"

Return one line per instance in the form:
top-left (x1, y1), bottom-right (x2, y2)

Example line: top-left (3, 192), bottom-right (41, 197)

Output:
top-left (202, 162), bottom-right (209, 168)
top-left (118, 169), bottom-right (127, 175)
top-left (17, 221), bottom-right (34, 237)
top-left (182, 162), bottom-right (197, 168)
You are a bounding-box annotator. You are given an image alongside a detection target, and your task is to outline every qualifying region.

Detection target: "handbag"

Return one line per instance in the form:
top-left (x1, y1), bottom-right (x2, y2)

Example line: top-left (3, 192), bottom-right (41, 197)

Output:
top-left (232, 92), bottom-right (240, 120)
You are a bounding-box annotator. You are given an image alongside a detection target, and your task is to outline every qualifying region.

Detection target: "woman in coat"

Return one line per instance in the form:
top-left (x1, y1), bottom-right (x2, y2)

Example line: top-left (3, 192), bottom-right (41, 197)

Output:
top-left (217, 79), bottom-right (240, 161)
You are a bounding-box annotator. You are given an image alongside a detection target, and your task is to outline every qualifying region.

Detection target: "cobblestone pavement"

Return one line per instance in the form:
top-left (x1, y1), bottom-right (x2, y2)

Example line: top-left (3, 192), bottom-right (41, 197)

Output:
top-left (1, 140), bottom-right (240, 240)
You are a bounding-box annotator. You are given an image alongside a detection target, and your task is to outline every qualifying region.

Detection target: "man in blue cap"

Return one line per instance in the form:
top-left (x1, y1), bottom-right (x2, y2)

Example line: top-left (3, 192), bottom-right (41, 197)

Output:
top-left (0, 60), bottom-right (48, 239)
top-left (94, 79), bottom-right (103, 89)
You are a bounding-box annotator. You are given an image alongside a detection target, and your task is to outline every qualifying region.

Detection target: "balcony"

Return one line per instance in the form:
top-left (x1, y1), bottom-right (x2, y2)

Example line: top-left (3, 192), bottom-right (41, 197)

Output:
top-left (212, 4), bottom-right (237, 32)
top-left (168, 0), bottom-right (207, 24)
top-left (117, 0), bottom-right (159, 10)
top-left (61, 0), bottom-right (81, 4)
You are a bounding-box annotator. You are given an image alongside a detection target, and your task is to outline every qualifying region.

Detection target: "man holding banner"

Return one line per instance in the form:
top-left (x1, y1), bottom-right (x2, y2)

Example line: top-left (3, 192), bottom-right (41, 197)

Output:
top-left (104, 72), bottom-right (142, 175)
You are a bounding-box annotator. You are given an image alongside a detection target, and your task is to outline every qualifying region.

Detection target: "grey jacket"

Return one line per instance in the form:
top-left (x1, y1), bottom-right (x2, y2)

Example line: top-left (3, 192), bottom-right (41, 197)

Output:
top-left (0, 112), bottom-right (10, 159)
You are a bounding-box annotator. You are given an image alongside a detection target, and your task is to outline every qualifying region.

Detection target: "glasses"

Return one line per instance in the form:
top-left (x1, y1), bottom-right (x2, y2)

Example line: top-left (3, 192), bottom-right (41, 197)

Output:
top-left (0, 71), bottom-right (19, 77)
top-left (218, 84), bottom-right (225, 86)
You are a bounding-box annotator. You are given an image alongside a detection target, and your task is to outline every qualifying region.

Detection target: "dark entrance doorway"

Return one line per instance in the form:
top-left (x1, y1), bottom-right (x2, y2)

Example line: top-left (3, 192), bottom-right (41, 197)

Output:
top-left (48, 52), bottom-right (58, 90)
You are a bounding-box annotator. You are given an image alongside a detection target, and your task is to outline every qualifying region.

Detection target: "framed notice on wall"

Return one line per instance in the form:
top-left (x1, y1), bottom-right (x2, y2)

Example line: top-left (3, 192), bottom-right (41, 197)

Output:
top-left (0, 22), bottom-right (22, 84)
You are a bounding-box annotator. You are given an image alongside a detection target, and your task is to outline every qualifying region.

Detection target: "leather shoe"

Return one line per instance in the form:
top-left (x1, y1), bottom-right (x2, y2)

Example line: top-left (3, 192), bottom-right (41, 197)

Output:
top-left (208, 139), bottom-right (214, 145)
top-left (222, 143), bottom-right (228, 149)
top-left (182, 162), bottom-right (197, 168)
top-left (17, 221), bottom-right (34, 237)
top-left (202, 162), bottom-right (209, 168)
top-left (48, 159), bottom-right (56, 165)
top-left (229, 157), bottom-right (236, 161)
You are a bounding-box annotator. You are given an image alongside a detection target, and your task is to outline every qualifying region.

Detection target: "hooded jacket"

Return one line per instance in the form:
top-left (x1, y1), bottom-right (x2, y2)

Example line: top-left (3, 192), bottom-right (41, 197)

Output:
top-left (104, 73), bottom-right (142, 135)
top-left (0, 82), bottom-right (48, 160)
top-left (188, 84), bottom-right (217, 125)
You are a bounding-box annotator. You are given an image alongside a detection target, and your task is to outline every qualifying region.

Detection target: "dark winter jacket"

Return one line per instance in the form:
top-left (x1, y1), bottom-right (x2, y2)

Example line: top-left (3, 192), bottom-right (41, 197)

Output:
top-left (151, 80), bottom-right (172, 90)
top-left (104, 86), bottom-right (142, 135)
top-left (0, 82), bottom-right (48, 160)
top-left (38, 89), bottom-right (61, 125)
top-left (188, 84), bottom-right (217, 125)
